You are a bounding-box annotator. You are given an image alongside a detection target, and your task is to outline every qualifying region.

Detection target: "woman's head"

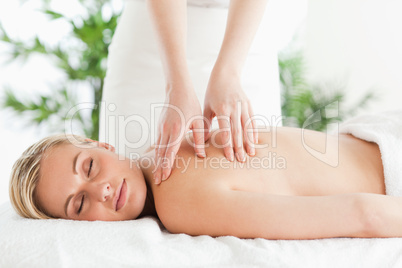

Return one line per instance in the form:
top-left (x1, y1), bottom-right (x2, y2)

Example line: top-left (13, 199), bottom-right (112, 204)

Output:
top-left (9, 134), bottom-right (148, 221)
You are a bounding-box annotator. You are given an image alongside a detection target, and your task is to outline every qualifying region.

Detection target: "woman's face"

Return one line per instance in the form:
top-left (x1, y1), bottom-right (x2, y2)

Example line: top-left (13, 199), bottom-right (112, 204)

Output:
top-left (35, 142), bottom-right (147, 221)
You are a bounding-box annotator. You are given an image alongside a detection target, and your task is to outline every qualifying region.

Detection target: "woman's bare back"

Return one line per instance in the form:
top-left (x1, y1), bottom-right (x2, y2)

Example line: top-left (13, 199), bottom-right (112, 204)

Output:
top-left (141, 126), bottom-right (385, 197)
top-left (138, 126), bottom-right (386, 238)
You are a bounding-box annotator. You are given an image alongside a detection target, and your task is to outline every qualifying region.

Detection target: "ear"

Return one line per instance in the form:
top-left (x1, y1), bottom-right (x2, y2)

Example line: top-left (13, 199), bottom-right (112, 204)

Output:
top-left (84, 138), bottom-right (115, 152)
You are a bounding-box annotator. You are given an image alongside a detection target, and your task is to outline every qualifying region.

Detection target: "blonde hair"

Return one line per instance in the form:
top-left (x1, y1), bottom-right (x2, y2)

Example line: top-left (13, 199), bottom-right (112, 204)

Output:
top-left (9, 134), bottom-right (88, 219)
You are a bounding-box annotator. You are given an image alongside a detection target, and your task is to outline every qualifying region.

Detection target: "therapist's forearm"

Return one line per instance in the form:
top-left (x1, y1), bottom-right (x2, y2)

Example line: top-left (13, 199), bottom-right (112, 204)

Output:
top-left (146, 0), bottom-right (191, 92)
top-left (214, 0), bottom-right (269, 76)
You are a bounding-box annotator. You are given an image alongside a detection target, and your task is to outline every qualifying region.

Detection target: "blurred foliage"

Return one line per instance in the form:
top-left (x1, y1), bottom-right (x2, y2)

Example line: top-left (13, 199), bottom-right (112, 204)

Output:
top-left (279, 49), bottom-right (375, 131)
top-left (0, 0), bottom-right (376, 138)
top-left (0, 0), bottom-right (120, 139)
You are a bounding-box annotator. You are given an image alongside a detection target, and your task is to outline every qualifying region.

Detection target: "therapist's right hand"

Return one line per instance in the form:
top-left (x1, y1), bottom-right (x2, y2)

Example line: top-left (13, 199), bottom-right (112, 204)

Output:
top-left (153, 85), bottom-right (206, 185)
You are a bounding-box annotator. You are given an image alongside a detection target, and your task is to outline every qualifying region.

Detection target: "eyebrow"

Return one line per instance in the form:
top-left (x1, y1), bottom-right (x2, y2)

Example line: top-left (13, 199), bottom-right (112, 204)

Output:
top-left (73, 152), bottom-right (81, 175)
top-left (64, 194), bottom-right (74, 217)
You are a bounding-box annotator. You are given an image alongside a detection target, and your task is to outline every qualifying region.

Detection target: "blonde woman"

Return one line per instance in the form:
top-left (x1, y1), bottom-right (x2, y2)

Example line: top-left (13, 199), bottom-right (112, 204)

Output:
top-left (9, 110), bottom-right (402, 239)
top-left (99, 0), bottom-right (282, 185)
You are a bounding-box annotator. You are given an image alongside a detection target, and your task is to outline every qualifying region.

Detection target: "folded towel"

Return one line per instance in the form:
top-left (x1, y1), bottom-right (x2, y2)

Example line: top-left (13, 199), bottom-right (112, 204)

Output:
top-left (339, 110), bottom-right (402, 196)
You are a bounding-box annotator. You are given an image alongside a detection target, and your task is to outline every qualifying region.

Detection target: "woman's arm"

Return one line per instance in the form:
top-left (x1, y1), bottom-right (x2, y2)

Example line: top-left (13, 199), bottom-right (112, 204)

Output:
top-left (214, 0), bottom-right (269, 74)
top-left (162, 190), bottom-right (402, 239)
top-left (146, 0), bottom-right (190, 86)
top-left (146, 0), bottom-right (207, 184)
top-left (203, 0), bottom-right (269, 163)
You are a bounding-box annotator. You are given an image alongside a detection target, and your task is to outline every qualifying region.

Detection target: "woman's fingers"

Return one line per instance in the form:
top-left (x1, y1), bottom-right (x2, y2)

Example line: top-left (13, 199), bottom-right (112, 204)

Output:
top-left (154, 126), bottom-right (186, 184)
top-left (248, 102), bottom-right (258, 144)
top-left (217, 114), bottom-right (234, 162)
top-left (231, 111), bottom-right (246, 162)
top-left (207, 102), bottom-right (257, 163)
top-left (153, 134), bottom-right (161, 178)
top-left (154, 132), bottom-right (169, 184)
top-left (151, 88), bottom-right (204, 184)
top-left (203, 106), bottom-right (213, 142)
top-left (161, 134), bottom-right (181, 182)
top-left (191, 118), bottom-right (206, 157)
top-left (241, 110), bottom-right (255, 156)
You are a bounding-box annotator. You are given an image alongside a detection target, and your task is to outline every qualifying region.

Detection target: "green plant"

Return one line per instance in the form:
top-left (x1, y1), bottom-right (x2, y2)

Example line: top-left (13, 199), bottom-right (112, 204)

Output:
top-left (0, 0), bottom-right (120, 139)
top-left (279, 49), bottom-right (375, 131)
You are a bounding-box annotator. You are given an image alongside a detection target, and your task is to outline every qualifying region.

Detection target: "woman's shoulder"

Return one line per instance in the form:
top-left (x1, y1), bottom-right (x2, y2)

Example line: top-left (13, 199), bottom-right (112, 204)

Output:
top-left (154, 178), bottom-right (228, 235)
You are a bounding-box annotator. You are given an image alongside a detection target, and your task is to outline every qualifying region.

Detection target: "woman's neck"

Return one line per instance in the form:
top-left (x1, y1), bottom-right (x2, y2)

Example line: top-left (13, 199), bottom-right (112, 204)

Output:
top-left (136, 157), bottom-right (158, 219)
top-left (138, 181), bottom-right (157, 218)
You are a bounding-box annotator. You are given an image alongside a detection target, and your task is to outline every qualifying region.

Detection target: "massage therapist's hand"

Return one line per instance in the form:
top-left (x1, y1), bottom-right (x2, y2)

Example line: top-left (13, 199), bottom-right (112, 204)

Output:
top-left (201, 0), bottom-right (268, 162)
top-left (203, 70), bottom-right (257, 162)
top-left (154, 84), bottom-right (206, 184)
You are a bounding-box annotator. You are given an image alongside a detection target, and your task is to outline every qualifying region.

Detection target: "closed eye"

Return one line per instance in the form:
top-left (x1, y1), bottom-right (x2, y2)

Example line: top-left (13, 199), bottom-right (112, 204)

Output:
top-left (77, 195), bottom-right (84, 215)
top-left (87, 158), bottom-right (93, 177)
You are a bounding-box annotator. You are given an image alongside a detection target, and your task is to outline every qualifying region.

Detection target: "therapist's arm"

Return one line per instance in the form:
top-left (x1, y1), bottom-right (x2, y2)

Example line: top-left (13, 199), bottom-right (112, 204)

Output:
top-left (146, 0), bottom-right (190, 87)
top-left (215, 0), bottom-right (269, 75)
top-left (146, 0), bottom-right (206, 185)
top-left (203, 0), bottom-right (269, 163)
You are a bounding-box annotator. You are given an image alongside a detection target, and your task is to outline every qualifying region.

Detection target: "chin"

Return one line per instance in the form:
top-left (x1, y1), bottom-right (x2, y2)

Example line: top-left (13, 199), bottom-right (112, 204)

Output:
top-left (123, 175), bottom-right (147, 220)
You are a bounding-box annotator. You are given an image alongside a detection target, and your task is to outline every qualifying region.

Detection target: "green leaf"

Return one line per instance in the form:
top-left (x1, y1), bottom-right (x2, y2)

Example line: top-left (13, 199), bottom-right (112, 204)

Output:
top-left (43, 9), bottom-right (64, 20)
top-left (279, 48), bottom-right (376, 131)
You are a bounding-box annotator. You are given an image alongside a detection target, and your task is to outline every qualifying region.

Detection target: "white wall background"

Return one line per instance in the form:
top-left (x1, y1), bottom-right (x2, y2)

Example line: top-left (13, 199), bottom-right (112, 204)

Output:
top-left (1, 0), bottom-right (400, 206)
top-left (303, 0), bottom-right (402, 113)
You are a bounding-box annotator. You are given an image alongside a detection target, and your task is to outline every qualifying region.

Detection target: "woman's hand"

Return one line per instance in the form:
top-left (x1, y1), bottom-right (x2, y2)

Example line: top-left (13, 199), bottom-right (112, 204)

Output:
top-left (153, 83), bottom-right (206, 185)
top-left (203, 70), bottom-right (258, 162)
top-left (200, 0), bottom-right (267, 162)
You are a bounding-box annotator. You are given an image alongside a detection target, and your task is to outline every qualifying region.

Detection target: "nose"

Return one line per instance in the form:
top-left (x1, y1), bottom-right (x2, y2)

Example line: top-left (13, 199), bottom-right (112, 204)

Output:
top-left (88, 182), bottom-right (111, 202)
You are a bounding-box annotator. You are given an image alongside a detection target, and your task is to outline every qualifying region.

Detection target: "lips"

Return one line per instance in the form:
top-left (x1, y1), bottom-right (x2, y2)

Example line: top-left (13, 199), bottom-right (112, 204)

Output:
top-left (115, 179), bottom-right (127, 211)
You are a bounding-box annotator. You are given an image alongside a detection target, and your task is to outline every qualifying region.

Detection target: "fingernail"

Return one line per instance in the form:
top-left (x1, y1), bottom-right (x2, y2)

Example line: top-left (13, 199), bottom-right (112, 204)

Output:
top-left (162, 174), bottom-right (167, 181)
top-left (198, 152), bottom-right (206, 158)
top-left (250, 148), bottom-right (255, 156)
top-left (238, 152), bottom-right (246, 162)
top-left (229, 154), bottom-right (234, 162)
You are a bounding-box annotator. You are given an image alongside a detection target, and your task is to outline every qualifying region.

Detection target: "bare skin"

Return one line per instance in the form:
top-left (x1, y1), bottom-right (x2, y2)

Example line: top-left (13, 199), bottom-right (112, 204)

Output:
top-left (144, 126), bottom-right (385, 198)
top-left (139, 127), bottom-right (390, 239)
top-left (37, 126), bottom-right (402, 240)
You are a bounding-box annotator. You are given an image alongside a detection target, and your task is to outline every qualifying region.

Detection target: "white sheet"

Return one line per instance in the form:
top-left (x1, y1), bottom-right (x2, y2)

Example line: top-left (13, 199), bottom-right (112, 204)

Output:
top-left (1, 202), bottom-right (402, 267)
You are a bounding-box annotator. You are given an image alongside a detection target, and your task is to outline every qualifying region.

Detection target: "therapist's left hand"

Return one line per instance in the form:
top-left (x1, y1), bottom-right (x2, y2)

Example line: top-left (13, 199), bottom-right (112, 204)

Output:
top-left (203, 70), bottom-right (258, 162)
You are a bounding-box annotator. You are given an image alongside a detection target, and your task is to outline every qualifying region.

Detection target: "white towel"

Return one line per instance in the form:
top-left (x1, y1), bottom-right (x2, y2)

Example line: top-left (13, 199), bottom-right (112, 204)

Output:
top-left (339, 110), bottom-right (402, 196)
top-left (2, 201), bottom-right (402, 267)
